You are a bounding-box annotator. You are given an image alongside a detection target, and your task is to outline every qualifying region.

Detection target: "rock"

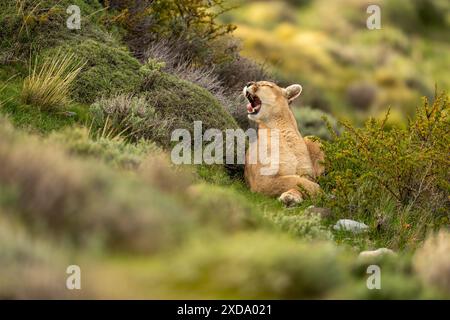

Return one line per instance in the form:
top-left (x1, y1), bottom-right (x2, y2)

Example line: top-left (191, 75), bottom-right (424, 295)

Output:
top-left (359, 248), bottom-right (396, 259)
top-left (333, 219), bottom-right (369, 233)
top-left (305, 205), bottom-right (333, 219)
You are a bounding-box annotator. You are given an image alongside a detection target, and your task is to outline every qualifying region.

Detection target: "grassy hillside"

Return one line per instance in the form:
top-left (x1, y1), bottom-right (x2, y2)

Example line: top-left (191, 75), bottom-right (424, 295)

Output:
top-left (0, 0), bottom-right (449, 299)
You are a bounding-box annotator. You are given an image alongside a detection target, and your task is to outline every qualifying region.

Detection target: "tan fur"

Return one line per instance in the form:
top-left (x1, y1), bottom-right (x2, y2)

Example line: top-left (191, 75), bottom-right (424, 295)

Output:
top-left (244, 81), bottom-right (325, 206)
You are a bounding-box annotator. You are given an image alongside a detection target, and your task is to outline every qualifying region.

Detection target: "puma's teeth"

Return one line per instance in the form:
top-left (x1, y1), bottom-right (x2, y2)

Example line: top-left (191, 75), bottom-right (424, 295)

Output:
top-left (245, 92), bottom-right (261, 115)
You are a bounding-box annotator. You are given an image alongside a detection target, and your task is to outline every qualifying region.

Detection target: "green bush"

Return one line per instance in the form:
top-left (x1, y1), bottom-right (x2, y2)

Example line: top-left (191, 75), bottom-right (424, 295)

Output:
top-left (186, 184), bottom-right (258, 233)
top-left (141, 71), bottom-right (239, 139)
top-left (48, 127), bottom-right (160, 169)
top-left (346, 82), bottom-right (377, 112)
top-left (90, 71), bottom-right (239, 147)
top-left (318, 92), bottom-right (450, 248)
top-left (47, 40), bottom-right (145, 103)
top-left (0, 117), bottom-right (253, 255)
top-left (0, 0), bottom-right (106, 63)
top-left (141, 39), bottom-right (268, 131)
top-left (0, 117), bottom-right (190, 254)
top-left (270, 213), bottom-right (333, 241)
top-left (385, 0), bottom-right (448, 32)
top-left (293, 106), bottom-right (340, 140)
top-left (166, 232), bottom-right (349, 299)
top-left (141, 71), bottom-right (243, 177)
top-left (0, 214), bottom-right (74, 299)
top-left (89, 94), bottom-right (170, 144)
top-left (105, 0), bottom-right (236, 63)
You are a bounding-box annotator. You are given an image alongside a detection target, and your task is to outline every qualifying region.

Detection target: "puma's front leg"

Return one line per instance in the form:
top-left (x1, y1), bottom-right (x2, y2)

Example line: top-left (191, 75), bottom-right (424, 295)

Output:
top-left (276, 175), bottom-right (321, 207)
top-left (279, 188), bottom-right (303, 207)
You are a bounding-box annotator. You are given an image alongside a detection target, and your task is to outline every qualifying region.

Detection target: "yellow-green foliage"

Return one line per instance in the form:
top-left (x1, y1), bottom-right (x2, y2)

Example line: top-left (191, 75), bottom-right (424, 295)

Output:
top-left (89, 94), bottom-right (172, 145)
top-left (48, 127), bottom-right (160, 170)
top-left (0, 117), bottom-right (190, 254)
top-left (90, 71), bottom-right (239, 147)
top-left (414, 230), bottom-right (450, 295)
top-left (108, 0), bottom-right (235, 40)
top-left (319, 92), bottom-right (449, 248)
top-left (322, 92), bottom-right (449, 207)
top-left (21, 52), bottom-right (84, 111)
top-left (141, 70), bottom-right (239, 138)
top-left (166, 232), bottom-right (349, 299)
top-left (106, 0), bottom-right (236, 63)
top-left (293, 106), bottom-right (340, 140)
top-left (0, 0), bottom-right (105, 63)
top-left (0, 117), bottom-right (256, 254)
top-left (50, 40), bottom-right (145, 103)
top-left (223, 0), bottom-right (449, 120)
top-left (185, 184), bottom-right (258, 232)
top-left (270, 213), bottom-right (332, 241)
top-left (0, 214), bottom-right (75, 299)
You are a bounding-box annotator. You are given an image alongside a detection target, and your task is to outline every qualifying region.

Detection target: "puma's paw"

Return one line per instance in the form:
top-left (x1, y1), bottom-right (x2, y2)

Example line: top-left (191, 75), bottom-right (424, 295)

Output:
top-left (278, 190), bottom-right (303, 208)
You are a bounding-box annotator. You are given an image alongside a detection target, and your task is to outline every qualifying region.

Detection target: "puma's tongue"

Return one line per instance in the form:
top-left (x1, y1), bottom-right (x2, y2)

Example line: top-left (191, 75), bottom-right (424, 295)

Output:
top-left (247, 103), bottom-right (254, 113)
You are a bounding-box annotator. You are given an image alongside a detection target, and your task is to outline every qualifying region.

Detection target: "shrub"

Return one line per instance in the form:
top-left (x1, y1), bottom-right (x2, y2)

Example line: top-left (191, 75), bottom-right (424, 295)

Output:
top-left (106, 1), bottom-right (267, 130)
top-left (414, 230), bottom-right (450, 295)
top-left (0, 116), bottom-right (254, 254)
top-left (0, 0), bottom-right (105, 63)
top-left (21, 52), bottom-right (84, 111)
top-left (185, 184), bottom-right (258, 233)
top-left (293, 106), bottom-right (340, 140)
top-left (385, 0), bottom-right (448, 32)
top-left (138, 153), bottom-right (194, 194)
top-left (48, 127), bottom-right (159, 170)
top-left (140, 70), bottom-right (239, 144)
top-left (346, 82), bottom-right (377, 111)
top-left (319, 92), bottom-right (450, 248)
top-left (142, 39), bottom-right (234, 117)
top-left (105, 0), bottom-right (236, 63)
top-left (215, 48), bottom-right (269, 94)
top-left (270, 213), bottom-right (333, 241)
top-left (0, 214), bottom-right (80, 299)
top-left (166, 232), bottom-right (349, 299)
top-left (0, 117), bottom-right (190, 254)
top-left (91, 73), bottom-right (242, 175)
top-left (414, 0), bottom-right (447, 27)
top-left (141, 37), bottom-right (268, 130)
top-left (89, 94), bottom-right (171, 145)
top-left (48, 40), bottom-right (145, 103)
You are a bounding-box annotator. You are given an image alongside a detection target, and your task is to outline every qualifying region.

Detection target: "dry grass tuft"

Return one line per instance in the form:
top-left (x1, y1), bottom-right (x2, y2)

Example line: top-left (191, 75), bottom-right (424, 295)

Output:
top-left (21, 52), bottom-right (84, 111)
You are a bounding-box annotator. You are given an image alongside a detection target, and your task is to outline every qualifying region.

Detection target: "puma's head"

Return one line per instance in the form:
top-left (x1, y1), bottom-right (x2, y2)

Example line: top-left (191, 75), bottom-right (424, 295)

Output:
top-left (243, 81), bottom-right (302, 123)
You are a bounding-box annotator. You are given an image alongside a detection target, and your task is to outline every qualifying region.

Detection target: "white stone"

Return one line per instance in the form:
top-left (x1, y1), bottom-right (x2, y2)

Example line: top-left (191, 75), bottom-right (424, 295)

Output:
top-left (359, 248), bottom-right (396, 259)
top-left (333, 219), bottom-right (369, 233)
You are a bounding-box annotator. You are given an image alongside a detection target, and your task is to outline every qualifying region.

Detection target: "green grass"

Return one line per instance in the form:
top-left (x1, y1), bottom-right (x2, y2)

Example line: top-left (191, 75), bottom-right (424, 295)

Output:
top-left (0, 72), bottom-right (89, 133)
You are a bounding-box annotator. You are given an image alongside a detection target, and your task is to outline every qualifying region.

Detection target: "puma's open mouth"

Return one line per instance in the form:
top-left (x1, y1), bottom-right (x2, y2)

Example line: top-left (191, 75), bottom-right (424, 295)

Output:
top-left (246, 92), bottom-right (262, 115)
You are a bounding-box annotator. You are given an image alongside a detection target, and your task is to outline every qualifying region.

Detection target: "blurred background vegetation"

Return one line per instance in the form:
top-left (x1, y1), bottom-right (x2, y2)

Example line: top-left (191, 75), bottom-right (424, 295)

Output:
top-left (0, 0), bottom-right (449, 299)
top-left (221, 0), bottom-right (450, 126)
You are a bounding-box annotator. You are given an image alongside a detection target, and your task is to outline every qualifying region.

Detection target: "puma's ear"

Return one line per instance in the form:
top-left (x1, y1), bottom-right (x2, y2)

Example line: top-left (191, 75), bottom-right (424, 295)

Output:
top-left (284, 84), bottom-right (302, 102)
